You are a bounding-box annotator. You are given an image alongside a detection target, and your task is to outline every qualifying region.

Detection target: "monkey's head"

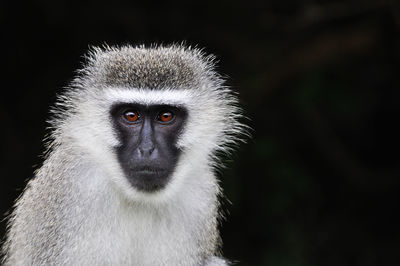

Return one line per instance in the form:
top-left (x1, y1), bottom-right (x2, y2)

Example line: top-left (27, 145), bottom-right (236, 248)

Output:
top-left (50, 45), bottom-right (243, 202)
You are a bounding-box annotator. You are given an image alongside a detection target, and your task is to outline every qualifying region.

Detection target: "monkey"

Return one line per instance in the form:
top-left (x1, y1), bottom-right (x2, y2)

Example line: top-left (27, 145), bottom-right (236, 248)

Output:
top-left (2, 44), bottom-right (244, 266)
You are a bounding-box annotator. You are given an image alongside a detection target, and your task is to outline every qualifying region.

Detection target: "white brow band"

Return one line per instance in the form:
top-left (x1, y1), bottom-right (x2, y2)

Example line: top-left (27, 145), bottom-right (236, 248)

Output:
top-left (104, 88), bottom-right (192, 106)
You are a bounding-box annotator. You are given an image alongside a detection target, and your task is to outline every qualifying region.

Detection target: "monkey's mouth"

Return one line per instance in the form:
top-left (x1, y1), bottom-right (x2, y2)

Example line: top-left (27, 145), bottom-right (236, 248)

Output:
top-left (131, 166), bottom-right (167, 175)
top-left (126, 167), bottom-right (171, 192)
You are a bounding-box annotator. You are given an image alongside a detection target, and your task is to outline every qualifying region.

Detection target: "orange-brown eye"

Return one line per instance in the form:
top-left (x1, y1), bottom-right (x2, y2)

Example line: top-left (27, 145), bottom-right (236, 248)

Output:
top-left (158, 111), bottom-right (174, 123)
top-left (123, 111), bottom-right (139, 122)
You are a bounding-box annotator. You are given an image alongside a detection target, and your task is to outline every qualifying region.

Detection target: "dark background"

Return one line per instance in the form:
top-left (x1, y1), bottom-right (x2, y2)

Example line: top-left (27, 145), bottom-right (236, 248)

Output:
top-left (1, 1), bottom-right (400, 265)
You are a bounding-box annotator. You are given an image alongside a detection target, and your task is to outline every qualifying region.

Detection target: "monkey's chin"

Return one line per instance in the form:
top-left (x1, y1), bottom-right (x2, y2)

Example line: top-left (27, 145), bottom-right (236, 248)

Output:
top-left (126, 170), bottom-right (171, 192)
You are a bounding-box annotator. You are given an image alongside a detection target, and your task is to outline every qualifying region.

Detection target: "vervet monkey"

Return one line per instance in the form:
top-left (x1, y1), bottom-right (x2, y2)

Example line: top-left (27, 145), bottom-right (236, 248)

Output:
top-left (2, 45), bottom-right (244, 266)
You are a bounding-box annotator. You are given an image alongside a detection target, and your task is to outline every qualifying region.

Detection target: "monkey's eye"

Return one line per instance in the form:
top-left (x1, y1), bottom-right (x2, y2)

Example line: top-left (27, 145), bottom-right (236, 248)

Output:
top-left (157, 111), bottom-right (174, 123)
top-left (123, 111), bottom-right (140, 122)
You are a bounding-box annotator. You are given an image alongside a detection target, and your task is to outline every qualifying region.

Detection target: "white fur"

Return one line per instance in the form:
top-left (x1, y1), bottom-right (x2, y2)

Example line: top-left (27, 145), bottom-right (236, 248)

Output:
top-left (4, 148), bottom-right (220, 265)
top-left (104, 87), bottom-right (193, 106)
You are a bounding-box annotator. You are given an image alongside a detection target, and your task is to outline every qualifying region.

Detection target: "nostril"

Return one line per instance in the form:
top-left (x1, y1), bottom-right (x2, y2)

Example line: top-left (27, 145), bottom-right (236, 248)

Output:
top-left (139, 146), bottom-right (155, 157)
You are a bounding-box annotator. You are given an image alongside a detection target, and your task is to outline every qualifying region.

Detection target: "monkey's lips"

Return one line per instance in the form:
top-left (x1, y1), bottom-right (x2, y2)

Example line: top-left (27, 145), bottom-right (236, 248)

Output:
top-left (126, 166), bottom-right (171, 192)
top-left (131, 166), bottom-right (167, 175)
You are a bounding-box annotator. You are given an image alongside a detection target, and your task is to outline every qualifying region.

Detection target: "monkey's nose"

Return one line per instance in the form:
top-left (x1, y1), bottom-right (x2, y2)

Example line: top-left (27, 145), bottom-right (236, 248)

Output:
top-left (138, 146), bottom-right (155, 157)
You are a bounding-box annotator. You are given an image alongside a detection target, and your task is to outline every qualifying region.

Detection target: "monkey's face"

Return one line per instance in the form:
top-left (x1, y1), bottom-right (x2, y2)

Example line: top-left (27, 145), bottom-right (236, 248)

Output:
top-left (110, 103), bottom-right (187, 192)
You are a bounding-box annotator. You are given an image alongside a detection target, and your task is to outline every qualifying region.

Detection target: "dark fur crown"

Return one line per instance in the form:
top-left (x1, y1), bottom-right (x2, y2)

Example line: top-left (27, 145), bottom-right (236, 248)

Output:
top-left (81, 45), bottom-right (217, 90)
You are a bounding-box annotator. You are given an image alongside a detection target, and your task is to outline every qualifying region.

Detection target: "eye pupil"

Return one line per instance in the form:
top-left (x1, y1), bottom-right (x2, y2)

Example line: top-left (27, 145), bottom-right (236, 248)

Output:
top-left (124, 111), bottom-right (139, 122)
top-left (159, 111), bottom-right (173, 122)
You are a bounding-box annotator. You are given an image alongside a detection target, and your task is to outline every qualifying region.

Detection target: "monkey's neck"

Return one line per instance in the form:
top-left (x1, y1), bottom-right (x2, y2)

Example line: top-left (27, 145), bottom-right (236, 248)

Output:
top-left (52, 151), bottom-right (219, 265)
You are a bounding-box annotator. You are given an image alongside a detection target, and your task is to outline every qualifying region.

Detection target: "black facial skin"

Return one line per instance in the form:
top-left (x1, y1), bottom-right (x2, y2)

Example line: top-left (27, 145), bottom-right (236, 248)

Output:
top-left (110, 103), bottom-right (187, 192)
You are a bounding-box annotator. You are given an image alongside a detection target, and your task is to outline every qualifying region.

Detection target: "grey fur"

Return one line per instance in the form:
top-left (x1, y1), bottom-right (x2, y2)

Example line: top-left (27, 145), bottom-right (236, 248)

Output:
top-left (2, 45), bottom-right (243, 266)
top-left (85, 45), bottom-right (213, 89)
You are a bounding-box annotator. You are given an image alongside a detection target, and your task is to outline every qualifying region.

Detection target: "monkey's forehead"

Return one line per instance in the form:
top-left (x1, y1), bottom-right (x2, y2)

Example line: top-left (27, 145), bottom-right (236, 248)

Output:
top-left (81, 45), bottom-right (219, 90)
